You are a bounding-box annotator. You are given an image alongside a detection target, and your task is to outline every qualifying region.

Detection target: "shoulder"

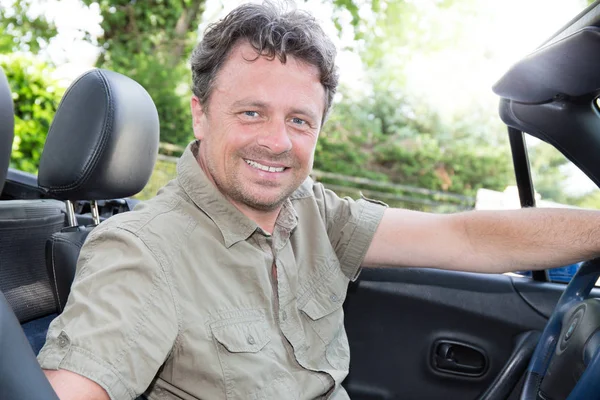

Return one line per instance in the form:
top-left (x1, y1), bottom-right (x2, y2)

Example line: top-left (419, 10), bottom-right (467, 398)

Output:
top-left (289, 176), bottom-right (387, 230)
top-left (289, 177), bottom-right (353, 222)
top-left (89, 179), bottom-right (212, 261)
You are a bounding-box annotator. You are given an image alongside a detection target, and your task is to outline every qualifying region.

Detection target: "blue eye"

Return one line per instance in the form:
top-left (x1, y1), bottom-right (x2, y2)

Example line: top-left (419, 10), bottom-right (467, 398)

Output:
top-left (244, 111), bottom-right (259, 118)
top-left (292, 117), bottom-right (306, 125)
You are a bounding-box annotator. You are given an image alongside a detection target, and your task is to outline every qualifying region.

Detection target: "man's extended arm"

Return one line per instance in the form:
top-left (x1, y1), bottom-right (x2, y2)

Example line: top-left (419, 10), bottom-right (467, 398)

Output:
top-left (363, 207), bottom-right (600, 273)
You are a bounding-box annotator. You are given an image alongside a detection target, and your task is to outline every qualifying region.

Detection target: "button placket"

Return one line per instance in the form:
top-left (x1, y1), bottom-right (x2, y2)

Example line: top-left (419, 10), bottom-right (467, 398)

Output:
top-left (276, 264), bottom-right (287, 327)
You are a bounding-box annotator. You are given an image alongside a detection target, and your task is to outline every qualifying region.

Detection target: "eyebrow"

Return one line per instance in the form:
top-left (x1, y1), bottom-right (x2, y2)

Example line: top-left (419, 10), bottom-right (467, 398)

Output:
top-left (232, 99), bottom-right (269, 109)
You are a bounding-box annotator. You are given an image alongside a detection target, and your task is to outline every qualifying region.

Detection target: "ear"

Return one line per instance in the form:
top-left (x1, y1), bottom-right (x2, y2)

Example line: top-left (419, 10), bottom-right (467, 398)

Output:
top-left (191, 96), bottom-right (207, 141)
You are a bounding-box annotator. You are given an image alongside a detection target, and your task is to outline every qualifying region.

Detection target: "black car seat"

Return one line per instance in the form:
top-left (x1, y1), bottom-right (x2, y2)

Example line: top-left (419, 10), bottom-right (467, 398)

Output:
top-left (40, 68), bottom-right (159, 316)
top-left (0, 67), bottom-right (158, 399)
top-left (0, 66), bottom-right (67, 349)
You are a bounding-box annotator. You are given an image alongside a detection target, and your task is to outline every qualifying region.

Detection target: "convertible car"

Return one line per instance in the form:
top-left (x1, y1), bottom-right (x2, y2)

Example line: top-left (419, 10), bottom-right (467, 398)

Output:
top-left (1, 1), bottom-right (600, 399)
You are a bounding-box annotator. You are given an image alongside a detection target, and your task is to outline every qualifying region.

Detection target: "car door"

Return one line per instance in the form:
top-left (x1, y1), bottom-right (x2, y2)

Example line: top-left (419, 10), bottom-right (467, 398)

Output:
top-left (342, 267), bottom-right (570, 400)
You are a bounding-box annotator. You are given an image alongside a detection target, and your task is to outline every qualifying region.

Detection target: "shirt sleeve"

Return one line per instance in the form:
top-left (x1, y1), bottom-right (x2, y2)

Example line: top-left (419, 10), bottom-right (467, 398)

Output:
top-left (312, 182), bottom-right (387, 281)
top-left (37, 224), bottom-right (179, 400)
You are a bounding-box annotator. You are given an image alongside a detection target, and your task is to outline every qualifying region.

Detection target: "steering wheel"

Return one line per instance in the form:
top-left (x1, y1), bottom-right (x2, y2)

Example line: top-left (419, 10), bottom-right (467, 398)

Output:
top-left (521, 259), bottom-right (600, 400)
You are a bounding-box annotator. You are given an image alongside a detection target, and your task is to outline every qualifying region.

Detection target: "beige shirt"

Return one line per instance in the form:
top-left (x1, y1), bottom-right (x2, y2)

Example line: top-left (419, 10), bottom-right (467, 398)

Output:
top-left (38, 141), bottom-right (386, 400)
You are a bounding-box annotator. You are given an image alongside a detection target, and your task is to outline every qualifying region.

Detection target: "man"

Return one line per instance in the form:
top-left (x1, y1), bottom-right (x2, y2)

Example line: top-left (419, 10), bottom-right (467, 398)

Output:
top-left (39, 2), bottom-right (600, 400)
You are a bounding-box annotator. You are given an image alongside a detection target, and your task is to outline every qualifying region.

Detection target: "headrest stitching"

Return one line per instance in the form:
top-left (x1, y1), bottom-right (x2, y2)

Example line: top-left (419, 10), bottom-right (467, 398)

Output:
top-left (44, 70), bottom-right (115, 194)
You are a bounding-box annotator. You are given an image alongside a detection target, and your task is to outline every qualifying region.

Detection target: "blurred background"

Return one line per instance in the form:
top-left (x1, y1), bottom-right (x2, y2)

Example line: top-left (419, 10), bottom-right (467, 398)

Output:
top-left (1, 0), bottom-right (597, 211)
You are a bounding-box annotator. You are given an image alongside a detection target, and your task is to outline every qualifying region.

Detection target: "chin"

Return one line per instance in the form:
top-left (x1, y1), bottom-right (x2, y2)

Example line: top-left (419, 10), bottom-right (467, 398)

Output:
top-left (229, 181), bottom-right (299, 211)
top-left (237, 191), bottom-right (290, 212)
top-left (246, 195), bottom-right (286, 210)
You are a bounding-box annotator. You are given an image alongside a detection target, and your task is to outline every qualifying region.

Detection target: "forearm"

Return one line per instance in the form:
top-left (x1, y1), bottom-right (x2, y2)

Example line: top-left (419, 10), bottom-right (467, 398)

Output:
top-left (364, 207), bottom-right (600, 274)
top-left (455, 207), bottom-right (600, 273)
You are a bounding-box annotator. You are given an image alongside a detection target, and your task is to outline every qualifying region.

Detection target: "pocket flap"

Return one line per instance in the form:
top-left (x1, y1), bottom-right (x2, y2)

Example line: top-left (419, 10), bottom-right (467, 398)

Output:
top-left (300, 278), bottom-right (347, 320)
top-left (211, 319), bottom-right (271, 353)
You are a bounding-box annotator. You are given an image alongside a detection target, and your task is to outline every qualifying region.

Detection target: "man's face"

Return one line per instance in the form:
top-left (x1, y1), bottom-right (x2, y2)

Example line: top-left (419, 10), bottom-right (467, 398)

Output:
top-left (191, 41), bottom-right (325, 213)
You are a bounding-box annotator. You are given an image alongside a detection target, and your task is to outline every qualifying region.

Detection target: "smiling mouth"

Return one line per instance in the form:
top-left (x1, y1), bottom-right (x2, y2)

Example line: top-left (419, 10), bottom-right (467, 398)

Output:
top-left (245, 159), bottom-right (287, 173)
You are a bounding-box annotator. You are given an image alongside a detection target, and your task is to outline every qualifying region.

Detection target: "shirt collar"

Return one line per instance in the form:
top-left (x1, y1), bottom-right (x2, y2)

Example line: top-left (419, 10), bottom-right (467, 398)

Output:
top-left (177, 141), bottom-right (258, 247)
top-left (176, 141), bottom-right (301, 247)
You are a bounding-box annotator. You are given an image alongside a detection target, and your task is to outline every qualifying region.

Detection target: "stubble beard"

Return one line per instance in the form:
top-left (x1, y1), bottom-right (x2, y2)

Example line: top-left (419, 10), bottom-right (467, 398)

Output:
top-left (206, 153), bottom-right (306, 213)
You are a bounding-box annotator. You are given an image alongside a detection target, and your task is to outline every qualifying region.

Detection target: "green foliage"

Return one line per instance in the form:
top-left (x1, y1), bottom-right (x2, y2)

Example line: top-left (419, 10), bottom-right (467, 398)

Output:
top-left (316, 87), bottom-right (514, 199)
top-left (372, 135), bottom-right (513, 196)
top-left (573, 190), bottom-right (600, 209)
top-left (526, 139), bottom-right (600, 209)
top-left (0, 0), bottom-right (57, 54)
top-left (527, 140), bottom-right (571, 203)
top-left (0, 55), bottom-right (64, 173)
top-left (317, 93), bottom-right (387, 179)
top-left (81, 0), bottom-right (204, 146)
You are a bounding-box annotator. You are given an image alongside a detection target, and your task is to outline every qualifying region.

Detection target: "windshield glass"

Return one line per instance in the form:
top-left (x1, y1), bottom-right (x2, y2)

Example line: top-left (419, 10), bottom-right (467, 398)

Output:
top-left (525, 135), bottom-right (600, 283)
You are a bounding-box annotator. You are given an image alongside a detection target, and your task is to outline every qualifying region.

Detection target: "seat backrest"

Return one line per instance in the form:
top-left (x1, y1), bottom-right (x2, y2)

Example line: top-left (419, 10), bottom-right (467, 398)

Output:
top-left (40, 68), bottom-right (159, 313)
top-left (0, 66), bottom-right (14, 194)
top-left (0, 200), bottom-right (66, 322)
top-left (0, 67), bottom-right (158, 399)
top-left (0, 66), bottom-right (67, 324)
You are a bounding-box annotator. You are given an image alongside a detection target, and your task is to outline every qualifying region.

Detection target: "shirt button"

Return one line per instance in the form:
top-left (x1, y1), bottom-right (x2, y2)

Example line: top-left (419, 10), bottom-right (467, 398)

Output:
top-left (247, 335), bottom-right (255, 345)
top-left (58, 333), bottom-right (69, 347)
top-left (330, 294), bottom-right (339, 302)
top-left (281, 311), bottom-right (287, 321)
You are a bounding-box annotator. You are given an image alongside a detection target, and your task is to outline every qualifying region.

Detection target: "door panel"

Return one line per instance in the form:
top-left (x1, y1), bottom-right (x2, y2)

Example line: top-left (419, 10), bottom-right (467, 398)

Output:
top-left (342, 268), bottom-right (560, 400)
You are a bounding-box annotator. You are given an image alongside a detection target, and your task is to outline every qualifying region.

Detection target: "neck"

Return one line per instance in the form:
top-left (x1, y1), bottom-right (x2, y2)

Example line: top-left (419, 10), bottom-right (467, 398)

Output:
top-left (229, 201), bottom-right (281, 234)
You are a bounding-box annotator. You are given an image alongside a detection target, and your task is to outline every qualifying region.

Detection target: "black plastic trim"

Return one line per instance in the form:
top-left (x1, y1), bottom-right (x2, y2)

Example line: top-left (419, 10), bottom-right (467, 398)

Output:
top-left (512, 277), bottom-right (600, 319)
top-left (508, 128), bottom-right (536, 208)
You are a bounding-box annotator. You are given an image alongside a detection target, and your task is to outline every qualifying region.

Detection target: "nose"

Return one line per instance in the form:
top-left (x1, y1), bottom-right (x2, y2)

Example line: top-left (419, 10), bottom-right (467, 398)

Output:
top-left (257, 118), bottom-right (292, 154)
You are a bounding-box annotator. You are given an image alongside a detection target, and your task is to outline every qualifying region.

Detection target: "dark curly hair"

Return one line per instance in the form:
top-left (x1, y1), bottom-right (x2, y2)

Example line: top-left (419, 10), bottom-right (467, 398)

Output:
top-left (190, 1), bottom-right (339, 122)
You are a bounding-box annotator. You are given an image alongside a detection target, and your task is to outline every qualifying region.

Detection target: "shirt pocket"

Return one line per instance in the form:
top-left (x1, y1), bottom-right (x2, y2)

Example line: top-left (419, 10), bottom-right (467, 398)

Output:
top-left (298, 267), bottom-right (350, 373)
top-left (210, 312), bottom-right (291, 400)
top-left (211, 318), bottom-right (271, 353)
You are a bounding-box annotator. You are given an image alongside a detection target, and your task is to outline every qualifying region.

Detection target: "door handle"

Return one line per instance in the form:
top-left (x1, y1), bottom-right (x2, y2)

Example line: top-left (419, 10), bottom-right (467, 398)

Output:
top-left (432, 340), bottom-right (487, 377)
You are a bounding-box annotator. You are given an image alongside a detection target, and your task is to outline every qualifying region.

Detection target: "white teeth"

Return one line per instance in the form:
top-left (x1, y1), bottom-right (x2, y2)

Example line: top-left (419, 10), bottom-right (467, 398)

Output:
top-left (245, 159), bottom-right (285, 172)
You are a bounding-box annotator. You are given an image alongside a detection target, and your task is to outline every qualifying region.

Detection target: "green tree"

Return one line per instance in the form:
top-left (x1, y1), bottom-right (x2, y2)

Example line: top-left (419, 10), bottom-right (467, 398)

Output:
top-left (574, 190), bottom-right (600, 209)
top-left (527, 140), bottom-right (571, 203)
top-left (0, 0), bottom-right (57, 54)
top-left (0, 1), bottom-right (61, 173)
top-left (0, 55), bottom-right (64, 173)
top-left (316, 85), bottom-right (515, 198)
top-left (80, 0), bottom-right (205, 146)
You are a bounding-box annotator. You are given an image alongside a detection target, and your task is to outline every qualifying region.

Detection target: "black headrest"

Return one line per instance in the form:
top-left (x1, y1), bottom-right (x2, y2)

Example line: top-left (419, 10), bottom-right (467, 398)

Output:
top-left (0, 67), bottom-right (15, 194)
top-left (38, 69), bottom-right (159, 200)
